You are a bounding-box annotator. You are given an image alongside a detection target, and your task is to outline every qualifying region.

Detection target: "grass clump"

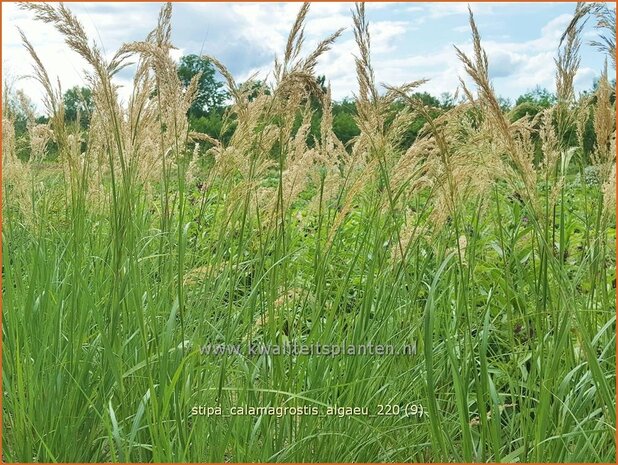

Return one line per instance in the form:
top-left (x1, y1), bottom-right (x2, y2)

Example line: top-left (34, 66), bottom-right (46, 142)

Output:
top-left (2, 2), bottom-right (616, 462)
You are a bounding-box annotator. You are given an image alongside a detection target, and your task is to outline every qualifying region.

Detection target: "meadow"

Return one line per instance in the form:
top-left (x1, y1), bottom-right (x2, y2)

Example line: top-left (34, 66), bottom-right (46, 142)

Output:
top-left (2, 2), bottom-right (616, 462)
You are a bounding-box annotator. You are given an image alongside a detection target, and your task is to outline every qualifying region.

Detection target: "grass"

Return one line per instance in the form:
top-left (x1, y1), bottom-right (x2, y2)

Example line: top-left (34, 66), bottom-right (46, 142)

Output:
top-left (2, 2), bottom-right (616, 462)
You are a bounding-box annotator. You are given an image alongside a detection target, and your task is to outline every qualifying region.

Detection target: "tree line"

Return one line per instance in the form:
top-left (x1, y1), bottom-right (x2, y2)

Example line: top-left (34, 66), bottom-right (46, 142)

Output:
top-left (9, 54), bottom-right (615, 161)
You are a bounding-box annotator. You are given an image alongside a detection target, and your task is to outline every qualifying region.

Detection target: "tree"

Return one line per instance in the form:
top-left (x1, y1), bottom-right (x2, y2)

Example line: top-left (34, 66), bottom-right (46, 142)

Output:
top-left (191, 112), bottom-right (226, 140)
top-left (588, 76), bottom-right (616, 104)
top-left (177, 54), bottom-right (228, 118)
top-left (316, 75), bottom-right (327, 95)
top-left (412, 91), bottom-right (441, 108)
top-left (439, 92), bottom-right (456, 109)
top-left (332, 98), bottom-right (359, 146)
top-left (515, 86), bottom-right (556, 108)
top-left (63, 86), bottom-right (94, 128)
top-left (238, 79), bottom-right (271, 102)
top-left (510, 86), bottom-right (556, 122)
top-left (397, 92), bottom-right (444, 148)
top-left (497, 96), bottom-right (512, 112)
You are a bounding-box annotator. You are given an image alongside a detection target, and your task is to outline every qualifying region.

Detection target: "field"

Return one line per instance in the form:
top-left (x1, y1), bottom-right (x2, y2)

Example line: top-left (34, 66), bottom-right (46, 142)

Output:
top-left (2, 2), bottom-right (616, 463)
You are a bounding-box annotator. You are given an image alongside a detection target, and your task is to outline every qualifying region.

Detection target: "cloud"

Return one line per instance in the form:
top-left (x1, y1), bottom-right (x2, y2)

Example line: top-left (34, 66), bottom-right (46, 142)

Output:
top-left (453, 24), bottom-right (472, 33)
top-left (407, 1), bottom-right (501, 27)
top-left (2, 2), bottom-right (606, 113)
top-left (358, 9), bottom-right (598, 102)
top-left (488, 50), bottom-right (526, 78)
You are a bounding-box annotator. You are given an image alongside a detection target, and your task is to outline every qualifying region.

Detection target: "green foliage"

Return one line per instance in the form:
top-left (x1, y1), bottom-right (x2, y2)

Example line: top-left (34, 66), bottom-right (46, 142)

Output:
top-left (515, 86), bottom-right (557, 107)
top-left (510, 87), bottom-right (556, 122)
top-left (413, 91), bottom-right (442, 107)
top-left (329, 93), bottom-right (449, 148)
top-left (4, 152), bottom-right (615, 462)
top-left (4, 90), bottom-right (30, 139)
top-left (63, 86), bottom-right (94, 128)
top-left (4, 13), bottom-right (615, 462)
top-left (439, 91), bottom-right (457, 109)
top-left (178, 54), bottom-right (228, 117)
top-left (190, 109), bottom-right (236, 145)
top-left (239, 79), bottom-right (271, 101)
top-left (332, 98), bottom-right (359, 145)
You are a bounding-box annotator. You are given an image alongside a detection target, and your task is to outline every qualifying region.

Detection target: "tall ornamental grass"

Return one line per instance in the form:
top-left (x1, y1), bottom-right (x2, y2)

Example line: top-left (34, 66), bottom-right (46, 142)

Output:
top-left (2, 2), bottom-right (616, 462)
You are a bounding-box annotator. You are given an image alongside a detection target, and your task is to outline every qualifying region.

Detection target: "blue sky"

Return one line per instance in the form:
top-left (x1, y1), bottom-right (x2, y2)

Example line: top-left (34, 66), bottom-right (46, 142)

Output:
top-left (2, 2), bottom-right (614, 112)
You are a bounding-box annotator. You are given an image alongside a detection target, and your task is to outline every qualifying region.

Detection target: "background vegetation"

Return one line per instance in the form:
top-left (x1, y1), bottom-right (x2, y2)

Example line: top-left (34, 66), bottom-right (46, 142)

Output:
top-left (2, 2), bottom-right (616, 462)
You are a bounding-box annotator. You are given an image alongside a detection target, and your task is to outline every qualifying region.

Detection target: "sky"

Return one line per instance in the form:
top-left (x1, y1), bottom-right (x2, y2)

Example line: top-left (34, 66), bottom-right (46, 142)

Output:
top-left (2, 2), bottom-right (615, 113)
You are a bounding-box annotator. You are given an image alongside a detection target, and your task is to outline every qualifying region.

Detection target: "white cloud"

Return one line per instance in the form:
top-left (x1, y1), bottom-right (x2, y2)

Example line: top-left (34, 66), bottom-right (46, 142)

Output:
top-left (358, 10), bottom-right (600, 102)
top-left (2, 2), bottom-right (606, 113)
